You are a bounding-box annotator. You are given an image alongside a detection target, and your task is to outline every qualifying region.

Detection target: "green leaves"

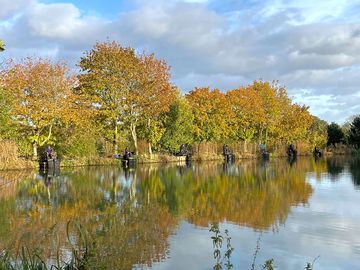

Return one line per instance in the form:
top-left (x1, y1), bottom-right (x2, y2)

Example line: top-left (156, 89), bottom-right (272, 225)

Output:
top-left (327, 122), bottom-right (344, 146)
top-left (160, 98), bottom-right (194, 152)
top-left (348, 116), bottom-right (360, 148)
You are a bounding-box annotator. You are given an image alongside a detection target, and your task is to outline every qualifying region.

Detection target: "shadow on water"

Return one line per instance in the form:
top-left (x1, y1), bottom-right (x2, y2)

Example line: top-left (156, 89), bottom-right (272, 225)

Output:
top-left (0, 158), bottom-right (323, 269)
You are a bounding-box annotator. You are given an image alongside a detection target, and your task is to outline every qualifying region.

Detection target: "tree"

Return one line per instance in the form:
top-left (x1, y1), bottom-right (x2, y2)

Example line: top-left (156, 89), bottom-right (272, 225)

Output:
top-left (1, 58), bottom-right (83, 159)
top-left (186, 87), bottom-right (230, 142)
top-left (79, 41), bottom-right (175, 155)
top-left (348, 116), bottom-right (360, 148)
top-left (136, 54), bottom-right (176, 155)
top-left (251, 80), bottom-right (289, 144)
top-left (0, 40), bottom-right (17, 140)
top-left (78, 41), bottom-right (143, 154)
top-left (0, 88), bottom-right (14, 138)
top-left (226, 87), bottom-right (265, 151)
top-left (307, 117), bottom-right (328, 149)
top-left (327, 122), bottom-right (344, 146)
top-left (279, 103), bottom-right (314, 143)
top-left (160, 97), bottom-right (194, 153)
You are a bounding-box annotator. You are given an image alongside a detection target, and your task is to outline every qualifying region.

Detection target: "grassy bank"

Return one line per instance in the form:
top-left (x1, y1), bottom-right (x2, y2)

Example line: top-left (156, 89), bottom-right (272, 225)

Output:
top-left (1, 140), bottom-right (357, 171)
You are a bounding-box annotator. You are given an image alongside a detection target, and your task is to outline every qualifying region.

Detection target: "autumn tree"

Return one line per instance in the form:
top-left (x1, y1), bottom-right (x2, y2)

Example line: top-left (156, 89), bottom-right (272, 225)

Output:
top-left (250, 81), bottom-right (290, 144)
top-left (226, 87), bottom-right (265, 151)
top-left (0, 87), bottom-right (14, 138)
top-left (307, 117), bottom-right (328, 149)
top-left (79, 41), bottom-right (176, 155)
top-left (0, 40), bottom-right (13, 138)
top-left (186, 87), bottom-right (230, 143)
top-left (160, 97), bottom-right (194, 153)
top-left (279, 103), bottom-right (314, 144)
top-left (1, 58), bottom-right (83, 159)
top-left (134, 54), bottom-right (176, 155)
top-left (78, 41), bottom-right (142, 154)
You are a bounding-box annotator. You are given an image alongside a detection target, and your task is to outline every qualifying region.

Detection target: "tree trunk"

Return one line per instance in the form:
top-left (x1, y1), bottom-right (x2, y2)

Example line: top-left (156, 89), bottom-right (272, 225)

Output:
top-left (147, 119), bottom-right (152, 156)
top-left (33, 141), bottom-right (38, 160)
top-left (148, 142), bottom-right (152, 156)
top-left (130, 123), bottom-right (138, 155)
top-left (114, 123), bottom-right (118, 154)
top-left (243, 140), bottom-right (247, 153)
top-left (197, 141), bottom-right (201, 158)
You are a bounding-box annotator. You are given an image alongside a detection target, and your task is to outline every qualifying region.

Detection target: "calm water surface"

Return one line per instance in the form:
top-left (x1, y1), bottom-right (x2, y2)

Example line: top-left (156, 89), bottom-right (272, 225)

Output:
top-left (0, 156), bottom-right (360, 270)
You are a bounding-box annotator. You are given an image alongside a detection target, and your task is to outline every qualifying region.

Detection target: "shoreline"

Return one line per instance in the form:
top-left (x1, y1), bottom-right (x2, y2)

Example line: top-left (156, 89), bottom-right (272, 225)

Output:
top-left (0, 151), bottom-right (356, 171)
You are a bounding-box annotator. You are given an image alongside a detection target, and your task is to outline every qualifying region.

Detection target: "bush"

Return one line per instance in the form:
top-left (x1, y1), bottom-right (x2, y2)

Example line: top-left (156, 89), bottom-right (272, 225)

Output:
top-left (0, 140), bottom-right (33, 170)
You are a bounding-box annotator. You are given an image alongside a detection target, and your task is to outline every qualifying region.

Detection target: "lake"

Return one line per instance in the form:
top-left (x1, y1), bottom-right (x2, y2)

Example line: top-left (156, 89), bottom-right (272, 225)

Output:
top-left (0, 156), bottom-right (359, 270)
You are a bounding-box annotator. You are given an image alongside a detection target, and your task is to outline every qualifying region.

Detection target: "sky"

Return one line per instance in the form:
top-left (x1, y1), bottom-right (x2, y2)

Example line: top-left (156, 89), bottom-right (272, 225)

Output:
top-left (1, 0), bottom-right (360, 124)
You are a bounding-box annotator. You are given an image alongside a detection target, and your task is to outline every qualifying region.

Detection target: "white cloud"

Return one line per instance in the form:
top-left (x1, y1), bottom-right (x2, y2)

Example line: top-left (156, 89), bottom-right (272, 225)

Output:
top-left (25, 2), bottom-right (110, 43)
top-left (27, 3), bottom-right (84, 39)
top-left (0, 0), bottom-right (32, 19)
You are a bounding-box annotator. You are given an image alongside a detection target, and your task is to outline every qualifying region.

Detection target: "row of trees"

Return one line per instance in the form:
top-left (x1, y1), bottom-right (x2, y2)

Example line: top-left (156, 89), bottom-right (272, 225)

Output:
top-left (0, 40), bottom-right (358, 160)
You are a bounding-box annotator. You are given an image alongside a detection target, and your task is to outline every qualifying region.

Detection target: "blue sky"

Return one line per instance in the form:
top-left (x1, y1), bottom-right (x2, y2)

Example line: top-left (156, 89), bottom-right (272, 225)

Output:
top-left (1, 0), bottom-right (360, 123)
top-left (41, 0), bottom-right (135, 17)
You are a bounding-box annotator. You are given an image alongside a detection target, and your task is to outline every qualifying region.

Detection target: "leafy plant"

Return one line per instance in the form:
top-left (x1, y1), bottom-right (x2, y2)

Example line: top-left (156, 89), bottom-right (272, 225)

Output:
top-left (209, 224), bottom-right (234, 270)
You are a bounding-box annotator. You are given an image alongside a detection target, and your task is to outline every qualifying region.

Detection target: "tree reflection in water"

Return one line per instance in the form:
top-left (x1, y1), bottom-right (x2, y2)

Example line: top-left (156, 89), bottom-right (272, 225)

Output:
top-left (349, 156), bottom-right (360, 188)
top-left (0, 158), bottom-right (328, 269)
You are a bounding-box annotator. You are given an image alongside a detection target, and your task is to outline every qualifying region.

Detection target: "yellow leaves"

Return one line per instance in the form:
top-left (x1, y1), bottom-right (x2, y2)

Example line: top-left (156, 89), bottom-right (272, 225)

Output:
top-left (139, 53), bottom-right (176, 118)
top-left (225, 81), bottom-right (316, 145)
top-left (186, 87), bottom-right (230, 142)
top-left (0, 39), bottom-right (323, 153)
top-left (2, 57), bottom-right (78, 130)
top-left (78, 41), bottom-right (177, 152)
top-left (0, 57), bottom-right (94, 158)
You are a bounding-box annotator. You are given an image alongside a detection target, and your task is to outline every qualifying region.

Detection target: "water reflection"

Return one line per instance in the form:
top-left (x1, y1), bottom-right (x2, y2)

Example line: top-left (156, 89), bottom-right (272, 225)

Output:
top-left (349, 157), bottom-right (360, 188)
top-left (0, 157), bottom-right (359, 269)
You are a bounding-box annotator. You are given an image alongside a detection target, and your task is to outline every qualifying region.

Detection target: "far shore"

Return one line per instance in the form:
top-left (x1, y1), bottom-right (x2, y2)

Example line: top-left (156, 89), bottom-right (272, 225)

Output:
top-left (0, 149), bottom-right (356, 171)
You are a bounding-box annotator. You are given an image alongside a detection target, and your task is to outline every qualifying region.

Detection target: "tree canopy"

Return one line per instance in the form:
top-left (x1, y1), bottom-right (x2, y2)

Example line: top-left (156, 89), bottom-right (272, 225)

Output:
top-left (327, 122), bottom-right (344, 146)
top-left (1, 58), bottom-right (87, 158)
top-left (78, 41), bottom-right (176, 155)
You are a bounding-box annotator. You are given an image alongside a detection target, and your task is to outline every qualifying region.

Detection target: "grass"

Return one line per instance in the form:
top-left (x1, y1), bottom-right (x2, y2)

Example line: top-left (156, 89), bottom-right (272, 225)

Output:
top-left (0, 221), bottom-right (91, 270)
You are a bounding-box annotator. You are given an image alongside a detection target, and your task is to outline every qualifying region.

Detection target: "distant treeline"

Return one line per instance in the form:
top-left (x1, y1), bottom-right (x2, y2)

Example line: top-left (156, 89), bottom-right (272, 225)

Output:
top-left (0, 40), bottom-right (359, 160)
